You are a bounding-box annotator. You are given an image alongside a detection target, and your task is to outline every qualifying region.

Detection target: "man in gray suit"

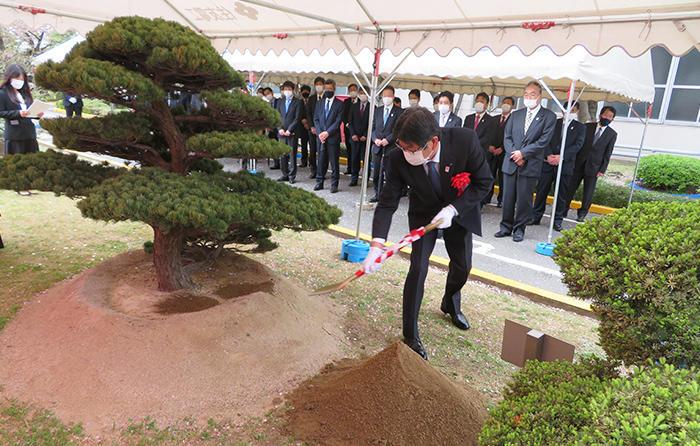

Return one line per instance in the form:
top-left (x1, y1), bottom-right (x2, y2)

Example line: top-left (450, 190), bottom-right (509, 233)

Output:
top-left (495, 81), bottom-right (556, 242)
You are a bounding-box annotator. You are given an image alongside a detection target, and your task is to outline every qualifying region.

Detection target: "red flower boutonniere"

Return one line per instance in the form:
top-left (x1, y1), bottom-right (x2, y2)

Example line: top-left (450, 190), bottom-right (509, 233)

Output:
top-left (450, 172), bottom-right (471, 197)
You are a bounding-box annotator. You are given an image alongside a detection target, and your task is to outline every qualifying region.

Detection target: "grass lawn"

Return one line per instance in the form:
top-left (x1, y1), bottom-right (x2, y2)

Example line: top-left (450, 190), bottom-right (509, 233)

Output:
top-left (0, 190), bottom-right (602, 445)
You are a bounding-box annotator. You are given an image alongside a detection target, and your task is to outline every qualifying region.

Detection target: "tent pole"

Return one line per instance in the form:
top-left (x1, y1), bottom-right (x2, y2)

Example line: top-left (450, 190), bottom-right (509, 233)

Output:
top-left (351, 72), bottom-right (370, 96)
top-left (539, 78), bottom-right (576, 245)
top-left (355, 31), bottom-right (384, 240)
top-left (252, 72), bottom-right (267, 93)
top-left (628, 102), bottom-right (651, 205)
top-left (375, 32), bottom-right (429, 93)
top-left (336, 28), bottom-right (372, 87)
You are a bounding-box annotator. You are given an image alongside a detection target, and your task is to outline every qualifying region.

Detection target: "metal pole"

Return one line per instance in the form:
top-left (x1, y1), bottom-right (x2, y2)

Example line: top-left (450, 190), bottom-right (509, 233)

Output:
top-left (336, 27), bottom-right (372, 88)
top-left (355, 31), bottom-right (384, 240)
top-left (629, 102), bottom-right (651, 205)
top-left (540, 78), bottom-right (576, 244)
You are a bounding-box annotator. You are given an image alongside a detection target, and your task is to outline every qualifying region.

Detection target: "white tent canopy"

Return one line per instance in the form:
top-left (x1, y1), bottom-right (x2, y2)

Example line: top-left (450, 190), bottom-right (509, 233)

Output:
top-left (32, 34), bottom-right (84, 64)
top-left (226, 45), bottom-right (654, 102)
top-left (0, 0), bottom-right (698, 57)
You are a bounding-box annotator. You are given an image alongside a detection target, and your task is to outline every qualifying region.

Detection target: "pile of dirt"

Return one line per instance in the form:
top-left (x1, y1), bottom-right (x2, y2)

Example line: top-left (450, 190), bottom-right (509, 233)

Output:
top-left (286, 342), bottom-right (488, 446)
top-left (0, 251), bottom-right (345, 435)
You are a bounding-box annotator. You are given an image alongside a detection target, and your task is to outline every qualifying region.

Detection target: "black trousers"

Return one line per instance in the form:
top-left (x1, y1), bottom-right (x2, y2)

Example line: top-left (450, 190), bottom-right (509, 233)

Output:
top-left (316, 139), bottom-right (340, 189)
top-left (65, 103), bottom-right (82, 118)
top-left (532, 168), bottom-right (572, 225)
top-left (308, 129), bottom-right (318, 176)
top-left (372, 148), bottom-right (386, 197)
top-left (566, 170), bottom-right (598, 218)
top-left (279, 134), bottom-right (298, 180)
top-left (403, 223), bottom-right (473, 342)
top-left (482, 153), bottom-right (504, 205)
top-left (350, 139), bottom-right (365, 182)
top-left (299, 129), bottom-right (309, 166)
top-left (343, 124), bottom-right (352, 173)
top-left (500, 172), bottom-right (538, 234)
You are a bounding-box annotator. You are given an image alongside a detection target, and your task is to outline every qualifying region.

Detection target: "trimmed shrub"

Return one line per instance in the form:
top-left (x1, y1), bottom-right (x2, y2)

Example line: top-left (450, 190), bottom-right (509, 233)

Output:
top-left (479, 357), bottom-right (615, 445)
top-left (554, 201), bottom-right (700, 366)
top-left (579, 360), bottom-right (700, 445)
top-left (638, 154), bottom-right (700, 194)
top-left (571, 178), bottom-right (689, 209)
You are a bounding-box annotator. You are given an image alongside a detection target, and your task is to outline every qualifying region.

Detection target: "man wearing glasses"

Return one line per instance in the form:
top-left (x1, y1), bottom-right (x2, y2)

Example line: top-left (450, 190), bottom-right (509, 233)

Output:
top-left (362, 107), bottom-right (493, 360)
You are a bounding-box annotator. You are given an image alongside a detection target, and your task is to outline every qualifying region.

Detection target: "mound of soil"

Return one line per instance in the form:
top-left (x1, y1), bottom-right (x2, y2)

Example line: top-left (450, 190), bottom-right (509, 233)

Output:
top-left (286, 342), bottom-right (488, 446)
top-left (0, 251), bottom-right (345, 434)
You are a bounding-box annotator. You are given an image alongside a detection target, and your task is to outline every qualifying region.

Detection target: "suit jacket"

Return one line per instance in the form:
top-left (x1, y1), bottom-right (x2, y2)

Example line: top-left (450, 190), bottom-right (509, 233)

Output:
top-left (543, 118), bottom-right (586, 176)
top-left (342, 97), bottom-right (358, 126)
top-left (464, 112), bottom-right (498, 161)
top-left (62, 93), bottom-right (83, 108)
top-left (299, 96), bottom-right (310, 129)
top-left (313, 96), bottom-right (344, 144)
top-left (275, 96), bottom-right (302, 134)
top-left (0, 87), bottom-right (37, 141)
top-left (372, 127), bottom-right (494, 239)
top-left (434, 111), bottom-right (463, 128)
top-left (502, 106), bottom-right (557, 177)
top-left (350, 100), bottom-right (370, 138)
top-left (575, 122), bottom-right (618, 177)
top-left (494, 113), bottom-right (511, 150)
top-left (371, 105), bottom-right (403, 154)
top-left (307, 93), bottom-right (324, 130)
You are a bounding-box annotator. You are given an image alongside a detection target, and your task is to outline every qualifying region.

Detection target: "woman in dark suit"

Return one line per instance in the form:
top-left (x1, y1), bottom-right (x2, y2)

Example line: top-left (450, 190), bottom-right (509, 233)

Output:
top-left (0, 64), bottom-right (43, 155)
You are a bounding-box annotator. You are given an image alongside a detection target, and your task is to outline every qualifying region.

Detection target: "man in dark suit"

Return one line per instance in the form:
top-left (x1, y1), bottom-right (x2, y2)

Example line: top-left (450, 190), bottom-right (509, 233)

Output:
top-left (434, 90), bottom-right (462, 128)
top-left (307, 76), bottom-right (325, 179)
top-left (363, 107), bottom-right (493, 359)
top-left (313, 78), bottom-right (344, 193)
top-left (63, 93), bottom-right (83, 118)
top-left (275, 80), bottom-right (303, 184)
top-left (370, 85), bottom-right (403, 202)
top-left (263, 87), bottom-right (281, 170)
top-left (342, 83), bottom-right (359, 175)
top-left (495, 81), bottom-right (556, 242)
top-left (348, 86), bottom-right (370, 186)
top-left (298, 85), bottom-right (311, 168)
top-left (531, 102), bottom-right (586, 230)
top-left (464, 92), bottom-right (498, 206)
top-left (488, 96), bottom-right (515, 207)
top-left (565, 105), bottom-right (618, 221)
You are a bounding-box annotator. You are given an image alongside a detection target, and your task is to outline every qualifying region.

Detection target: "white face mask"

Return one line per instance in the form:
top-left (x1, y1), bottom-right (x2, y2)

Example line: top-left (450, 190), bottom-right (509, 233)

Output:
top-left (474, 102), bottom-right (486, 113)
top-left (382, 96), bottom-right (394, 107)
top-left (10, 78), bottom-right (24, 90)
top-left (523, 98), bottom-right (538, 109)
top-left (409, 99), bottom-right (419, 107)
top-left (283, 90), bottom-right (293, 98)
top-left (438, 104), bottom-right (450, 114)
top-left (265, 95), bottom-right (274, 102)
top-left (315, 85), bottom-right (324, 94)
top-left (359, 94), bottom-right (368, 103)
top-left (348, 91), bottom-right (358, 99)
top-left (403, 147), bottom-right (428, 166)
top-left (501, 103), bottom-right (512, 113)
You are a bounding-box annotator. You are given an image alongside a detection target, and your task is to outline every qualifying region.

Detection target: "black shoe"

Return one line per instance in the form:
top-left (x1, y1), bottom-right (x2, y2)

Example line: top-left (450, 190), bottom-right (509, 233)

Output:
top-left (344, 170), bottom-right (351, 175)
top-left (553, 223), bottom-right (563, 232)
top-left (313, 184), bottom-right (323, 191)
top-left (369, 196), bottom-right (379, 203)
top-left (270, 165), bottom-right (281, 170)
top-left (576, 215), bottom-right (586, 222)
top-left (289, 178), bottom-right (296, 184)
top-left (277, 176), bottom-right (289, 182)
top-left (440, 303), bottom-right (470, 330)
top-left (494, 230), bottom-right (511, 238)
top-left (403, 338), bottom-right (428, 360)
top-left (308, 173), bottom-right (316, 179)
top-left (528, 219), bottom-right (541, 226)
top-left (512, 231), bottom-right (525, 242)
top-left (330, 187), bottom-right (339, 193)
top-left (349, 180), bottom-right (358, 187)
top-left (496, 201), bottom-right (503, 208)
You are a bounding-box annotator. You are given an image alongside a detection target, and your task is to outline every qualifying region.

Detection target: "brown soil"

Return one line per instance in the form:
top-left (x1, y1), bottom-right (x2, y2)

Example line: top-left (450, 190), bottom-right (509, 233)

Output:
top-left (0, 250), bottom-right (345, 435)
top-left (285, 342), bottom-right (489, 446)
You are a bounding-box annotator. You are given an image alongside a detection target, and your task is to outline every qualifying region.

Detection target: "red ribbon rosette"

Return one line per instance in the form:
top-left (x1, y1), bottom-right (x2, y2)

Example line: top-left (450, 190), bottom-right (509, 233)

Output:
top-left (450, 172), bottom-right (471, 197)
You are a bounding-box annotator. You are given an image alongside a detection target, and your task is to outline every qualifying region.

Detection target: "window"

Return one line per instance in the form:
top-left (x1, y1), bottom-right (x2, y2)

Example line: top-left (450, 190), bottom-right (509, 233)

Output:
top-left (651, 46), bottom-right (672, 84)
top-left (674, 49), bottom-right (700, 85)
top-left (666, 89), bottom-right (700, 121)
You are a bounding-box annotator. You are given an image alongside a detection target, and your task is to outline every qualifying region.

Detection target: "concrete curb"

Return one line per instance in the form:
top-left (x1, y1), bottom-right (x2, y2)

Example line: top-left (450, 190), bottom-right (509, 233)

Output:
top-left (327, 224), bottom-right (594, 317)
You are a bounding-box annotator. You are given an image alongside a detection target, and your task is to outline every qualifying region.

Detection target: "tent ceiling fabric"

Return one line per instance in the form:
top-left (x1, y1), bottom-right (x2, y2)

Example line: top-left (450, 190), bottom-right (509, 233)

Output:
top-left (226, 46), bottom-right (655, 102)
top-left (1, 0), bottom-right (698, 56)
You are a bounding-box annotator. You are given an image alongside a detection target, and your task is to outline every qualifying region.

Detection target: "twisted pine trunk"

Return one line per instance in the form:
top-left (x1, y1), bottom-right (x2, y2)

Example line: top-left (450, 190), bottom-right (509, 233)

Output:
top-left (152, 226), bottom-right (193, 291)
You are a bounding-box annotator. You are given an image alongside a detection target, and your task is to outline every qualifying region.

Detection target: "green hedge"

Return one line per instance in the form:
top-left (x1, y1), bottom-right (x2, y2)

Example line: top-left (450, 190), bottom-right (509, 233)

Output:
top-left (571, 178), bottom-right (689, 209)
top-left (480, 359), bottom-right (700, 446)
top-left (638, 154), bottom-right (700, 194)
top-left (554, 201), bottom-right (700, 367)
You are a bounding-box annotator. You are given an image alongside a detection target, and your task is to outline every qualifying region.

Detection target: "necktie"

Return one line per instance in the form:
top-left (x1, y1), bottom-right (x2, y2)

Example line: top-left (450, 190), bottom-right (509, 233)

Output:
top-left (285, 99), bottom-right (290, 114)
top-left (474, 114), bottom-right (481, 130)
top-left (500, 115), bottom-right (505, 126)
top-left (325, 99), bottom-right (331, 117)
top-left (524, 110), bottom-right (534, 134)
top-left (594, 127), bottom-right (604, 143)
top-left (441, 113), bottom-right (448, 127)
top-left (360, 103), bottom-right (365, 114)
top-left (384, 107), bottom-right (390, 124)
top-left (427, 161), bottom-right (442, 199)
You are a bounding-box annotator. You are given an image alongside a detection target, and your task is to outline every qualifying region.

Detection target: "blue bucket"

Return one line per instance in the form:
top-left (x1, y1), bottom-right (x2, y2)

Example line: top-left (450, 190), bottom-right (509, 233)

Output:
top-left (535, 242), bottom-right (555, 257)
top-left (341, 239), bottom-right (370, 263)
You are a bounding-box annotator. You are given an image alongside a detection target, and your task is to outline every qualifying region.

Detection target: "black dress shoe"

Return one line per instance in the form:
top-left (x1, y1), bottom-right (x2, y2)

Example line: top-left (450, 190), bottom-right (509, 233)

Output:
top-left (270, 165), bottom-right (280, 170)
top-left (496, 201), bottom-right (503, 208)
top-left (289, 178), bottom-right (296, 184)
top-left (277, 176), bottom-right (289, 182)
top-left (349, 180), bottom-right (358, 187)
top-left (528, 219), bottom-right (541, 226)
top-left (494, 230), bottom-right (511, 238)
top-left (330, 187), bottom-right (339, 193)
top-left (553, 223), bottom-right (563, 232)
top-left (403, 338), bottom-right (428, 360)
top-left (576, 215), bottom-right (586, 222)
top-left (440, 303), bottom-right (470, 330)
top-left (512, 231), bottom-right (525, 242)
top-left (308, 173), bottom-right (316, 179)
top-left (369, 196), bottom-right (379, 203)
top-left (313, 184), bottom-right (323, 191)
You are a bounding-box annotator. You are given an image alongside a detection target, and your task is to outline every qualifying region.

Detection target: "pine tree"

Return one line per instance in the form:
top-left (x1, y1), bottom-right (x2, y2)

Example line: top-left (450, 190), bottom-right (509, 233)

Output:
top-left (0, 17), bottom-right (340, 291)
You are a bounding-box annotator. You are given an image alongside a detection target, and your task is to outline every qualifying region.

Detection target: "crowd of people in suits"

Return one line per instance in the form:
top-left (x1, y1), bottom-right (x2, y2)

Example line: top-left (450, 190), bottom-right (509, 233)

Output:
top-left (257, 78), bottom-right (618, 241)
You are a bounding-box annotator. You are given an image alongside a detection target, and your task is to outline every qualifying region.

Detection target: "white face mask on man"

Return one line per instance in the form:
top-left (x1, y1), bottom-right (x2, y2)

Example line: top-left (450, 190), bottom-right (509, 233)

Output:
top-left (10, 78), bottom-right (24, 90)
top-left (315, 85), bottom-right (324, 94)
top-left (359, 94), bottom-right (368, 103)
top-left (523, 98), bottom-right (538, 109)
top-left (382, 96), bottom-right (394, 107)
top-left (501, 103), bottom-right (512, 113)
top-left (409, 99), bottom-right (419, 107)
top-left (401, 140), bottom-right (433, 166)
top-left (474, 102), bottom-right (486, 113)
top-left (438, 104), bottom-right (450, 114)
top-left (283, 90), bottom-right (293, 98)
